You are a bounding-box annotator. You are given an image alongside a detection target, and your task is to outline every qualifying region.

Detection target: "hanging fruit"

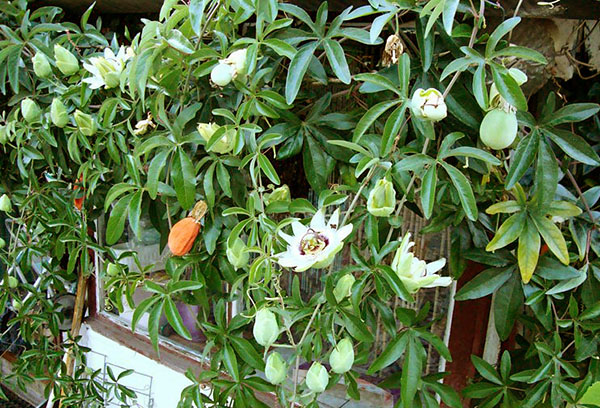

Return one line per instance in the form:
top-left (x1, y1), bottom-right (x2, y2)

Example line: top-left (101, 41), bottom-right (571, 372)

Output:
top-left (167, 200), bottom-right (208, 256)
top-left (479, 108), bottom-right (518, 150)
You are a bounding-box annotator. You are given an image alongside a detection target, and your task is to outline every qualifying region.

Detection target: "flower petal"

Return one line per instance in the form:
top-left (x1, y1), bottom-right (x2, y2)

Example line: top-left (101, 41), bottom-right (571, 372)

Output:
top-left (425, 258), bottom-right (446, 275)
top-left (310, 209), bottom-right (326, 230)
top-left (422, 276), bottom-right (452, 288)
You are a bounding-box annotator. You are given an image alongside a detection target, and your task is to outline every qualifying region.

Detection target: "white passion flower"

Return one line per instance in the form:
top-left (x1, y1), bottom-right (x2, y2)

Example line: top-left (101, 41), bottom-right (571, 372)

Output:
top-left (276, 209), bottom-right (352, 272)
top-left (391, 233), bottom-right (451, 293)
top-left (410, 88), bottom-right (447, 122)
top-left (83, 46), bottom-right (133, 89)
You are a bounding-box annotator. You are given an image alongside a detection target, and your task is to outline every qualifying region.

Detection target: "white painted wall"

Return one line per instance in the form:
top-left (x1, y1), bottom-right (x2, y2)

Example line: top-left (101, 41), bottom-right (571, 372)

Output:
top-left (79, 323), bottom-right (194, 408)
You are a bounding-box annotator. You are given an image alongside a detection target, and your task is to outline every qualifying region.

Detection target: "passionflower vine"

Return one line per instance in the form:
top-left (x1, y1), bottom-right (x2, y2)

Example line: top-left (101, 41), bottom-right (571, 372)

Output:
top-left (83, 46), bottom-right (133, 89)
top-left (410, 88), bottom-right (447, 122)
top-left (276, 209), bottom-right (352, 272)
top-left (391, 233), bottom-right (451, 293)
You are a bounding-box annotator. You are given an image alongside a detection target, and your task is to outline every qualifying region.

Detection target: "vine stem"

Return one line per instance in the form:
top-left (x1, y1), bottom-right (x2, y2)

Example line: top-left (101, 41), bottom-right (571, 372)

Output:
top-left (382, 0), bottom-right (484, 247)
top-left (291, 302), bottom-right (322, 407)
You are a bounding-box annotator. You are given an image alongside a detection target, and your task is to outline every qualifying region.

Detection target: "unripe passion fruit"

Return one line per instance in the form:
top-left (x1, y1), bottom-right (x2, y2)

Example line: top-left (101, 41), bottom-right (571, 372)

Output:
top-left (479, 109), bottom-right (518, 150)
top-left (210, 63), bottom-right (234, 87)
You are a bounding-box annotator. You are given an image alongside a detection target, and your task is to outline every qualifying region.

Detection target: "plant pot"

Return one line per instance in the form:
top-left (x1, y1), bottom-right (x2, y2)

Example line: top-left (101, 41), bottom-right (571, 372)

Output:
top-left (176, 303), bottom-right (205, 342)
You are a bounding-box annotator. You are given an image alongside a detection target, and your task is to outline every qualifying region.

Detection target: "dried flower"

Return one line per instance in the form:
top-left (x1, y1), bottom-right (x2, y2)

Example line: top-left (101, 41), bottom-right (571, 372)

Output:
top-left (381, 34), bottom-right (404, 67)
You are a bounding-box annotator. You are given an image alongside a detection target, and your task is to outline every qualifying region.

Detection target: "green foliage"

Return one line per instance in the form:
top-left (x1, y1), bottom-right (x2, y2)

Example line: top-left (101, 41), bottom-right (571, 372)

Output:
top-left (0, 0), bottom-right (599, 407)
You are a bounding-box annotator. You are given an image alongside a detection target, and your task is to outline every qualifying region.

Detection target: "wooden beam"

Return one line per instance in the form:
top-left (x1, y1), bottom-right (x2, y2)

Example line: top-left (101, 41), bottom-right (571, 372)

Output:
top-left (34, 0), bottom-right (600, 18)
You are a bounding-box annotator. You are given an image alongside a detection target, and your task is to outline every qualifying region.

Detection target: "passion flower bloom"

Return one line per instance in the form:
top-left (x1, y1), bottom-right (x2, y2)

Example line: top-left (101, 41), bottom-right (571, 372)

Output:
top-left (329, 338), bottom-right (354, 374)
top-left (253, 308), bottom-right (279, 347)
top-left (391, 233), bottom-right (451, 293)
top-left (265, 352), bottom-right (287, 385)
top-left (305, 362), bottom-right (329, 393)
top-left (367, 178), bottom-right (396, 217)
top-left (83, 46), bottom-right (132, 89)
top-left (410, 88), bottom-right (447, 122)
top-left (276, 209), bottom-right (353, 272)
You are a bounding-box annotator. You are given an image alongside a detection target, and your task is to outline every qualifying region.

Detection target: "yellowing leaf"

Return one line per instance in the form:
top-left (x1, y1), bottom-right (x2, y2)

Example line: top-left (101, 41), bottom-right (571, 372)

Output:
top-left (518, 217), bottom-right (540, 283)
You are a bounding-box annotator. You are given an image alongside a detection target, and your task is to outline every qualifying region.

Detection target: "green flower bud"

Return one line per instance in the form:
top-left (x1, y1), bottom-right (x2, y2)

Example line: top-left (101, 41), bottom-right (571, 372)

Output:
top-left (253, 308), bottom-right (279, 347)
top-left (265, 185), bottom-right (291, 205)
top-left (12, 299), bottom-right (22, 311)
top-left (32, 52), bottom-right (52, 78)
top-left (223, 48), bottom-right (247, 76)
top-left (489, 68), bottom-right (528, 108)
top-left (8, 276), bottom-right (18, 289)
top-left (0, 194), bottom-right (12, 212)
top-left (106, 262), bottom-right (120, 276)
top-left (333, 274), bottom-right (355, 303)
top-left (54, 44), bottom-right (79, 76)
top-left (21, 98), bottom-right (42, 123)
top-left (197, 122), bottom-right (233, 154)
top-left (0, 125), bottom-right (7, 145)
top-left (210, 63), bottom-right (234, 87)
top-left (226, 238), bottom-right (249, 270)
top-left (0, 238), bottom-right (5, 248)
top-left (50, 98), bottom-right (69, 128)
top-left (305, 362), bottom-right (329, 393)
top-left (411, 88), bottom-right (447, 122)
top-left (329, 338), bottom-right (354, 374)
top-left (367, 179), bottom-right (396, 217)
top-left (74, 110), bottom-right (97, 136)
top-left (265, 352), bottom-right (287, 385)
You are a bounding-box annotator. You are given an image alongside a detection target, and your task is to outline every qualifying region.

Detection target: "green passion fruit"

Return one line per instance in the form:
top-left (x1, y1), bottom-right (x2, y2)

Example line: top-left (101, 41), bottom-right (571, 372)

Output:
top-left (479, 109), bottom-right (518, 150)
